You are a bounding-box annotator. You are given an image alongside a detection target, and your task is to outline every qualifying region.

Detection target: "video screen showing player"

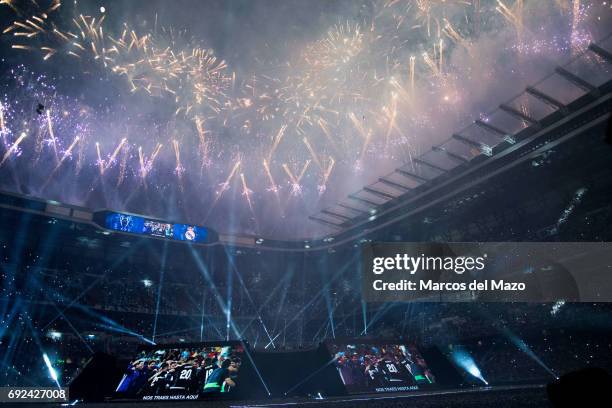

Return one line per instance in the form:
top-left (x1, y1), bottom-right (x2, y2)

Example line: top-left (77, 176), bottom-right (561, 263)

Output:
top-left (115, 344), bottom-right (244, 400)
top-left (143, 220), bottom-right (174, 238)
top-left (329, 343), bottom-right (436, 394)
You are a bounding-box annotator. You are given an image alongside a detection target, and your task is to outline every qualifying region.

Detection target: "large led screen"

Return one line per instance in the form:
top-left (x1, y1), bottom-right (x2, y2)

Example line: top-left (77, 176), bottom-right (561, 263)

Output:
top-left (105, 212), bottom-right (207, 243)
top-left (115, 343), bottom-right (245, 401)
top-left (328, 342), bottom-right (437, 394)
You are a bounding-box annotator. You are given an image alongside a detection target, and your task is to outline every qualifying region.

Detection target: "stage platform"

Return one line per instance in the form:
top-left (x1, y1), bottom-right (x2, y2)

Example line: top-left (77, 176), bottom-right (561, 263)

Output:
top-left (72, 384), bottom-right (547, 408)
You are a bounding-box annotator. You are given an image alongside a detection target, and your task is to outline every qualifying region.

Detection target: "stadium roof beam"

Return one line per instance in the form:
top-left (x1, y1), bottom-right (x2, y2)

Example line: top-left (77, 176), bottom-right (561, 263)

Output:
top-left (396, 169), bottom-right (429, 183)
top-left (555, 67), bottom-right (598, 94)
top-left (349, 194), bottom-right (380, 207)
top-left (588, 43), bottom-right (612, 64)
top-left (474, 120), bottom-right (508, 136)
top-left (452, 133), bottom-right (482, 149)
top-left (363, 187), bottom-right (397, 200)
top-left (337, 203), bottom-right (369, 214)
top-left (308, 216), bottom-right (343, 228)
top-left (525, 86), bottom-right (567, 112)
top-left (414, 158), bottom-right (448, 173)
top-left (378, 177), bottom-right (412, 191)
top-left (432, 146), bottom-right (469, 163)
top-left (499, 104), bottom-right (540, 126)
top-left (321, 209), bottom-right (353, 221)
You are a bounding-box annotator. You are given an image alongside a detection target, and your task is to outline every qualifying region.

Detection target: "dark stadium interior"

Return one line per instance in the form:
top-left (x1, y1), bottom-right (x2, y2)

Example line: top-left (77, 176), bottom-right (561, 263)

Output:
top-left (1, 1), bottom-right (612, 407)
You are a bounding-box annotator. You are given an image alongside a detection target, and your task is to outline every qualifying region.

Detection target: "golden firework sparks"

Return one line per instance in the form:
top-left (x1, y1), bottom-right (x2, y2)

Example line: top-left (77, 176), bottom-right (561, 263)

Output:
top-left (263, 159), bottom-right (279, 194)
top-left (240, 172), bottom-right (255, 213)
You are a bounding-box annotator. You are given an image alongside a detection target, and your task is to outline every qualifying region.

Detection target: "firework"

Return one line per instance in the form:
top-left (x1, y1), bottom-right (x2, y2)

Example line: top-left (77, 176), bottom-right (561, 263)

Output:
top-left (95, 138), bottom-right (127, 176)
top-left (283, 160), bottom-right (311, 197)
top-left (263, 159), bottom-right (280, 194)
top-left (172, 139), bottom-right (185, 191)
top-left (0, 0), bottom-right (18, 13)
top-left (0, 101), bottom-right (6, 146)
top-left (205, 159), bottom-right (242, 219)
top-left (138, 143), bottom-right (163, 189)
top-left (42, 135), bottom-right (80, 190)
top-left (0, 131), bottom-right (26, 167)
top-left (496, 0), bottom-right (526, 42)
top-left (317, 157), bottom-right (335, 196)
top-left (409, 55), bottom-right (416, 90)
top-left (2, 1), bottom-right (232, 120)
top-left (267, 124), bottom-right (287, 161)
top-left (302, 137), bottom-right (322, 170)
top-left (240, 172), bottom-right (255, 213)
top-left (0, 0), bottom-right (608, 236)
top-left (194, 116), bottom-right (211, 172)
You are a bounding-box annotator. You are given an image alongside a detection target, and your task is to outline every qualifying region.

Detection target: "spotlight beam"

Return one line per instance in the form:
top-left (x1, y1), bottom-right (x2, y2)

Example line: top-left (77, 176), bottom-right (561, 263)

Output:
top-left (264, 333), bottom-right (281, 349)
top-left (239, 269), bottom-right (295, 337)
top-left (189, 246), bottom-right (243, 339)
top-left (41, 241), bottom-right (147, 331)
top-left (152, 241), bottom-right (168, 342)
top-left (450, 347), bottom-right (488, 385)
top-left (360, 302), bottom-right (395, 335)
top-left (223, 246), bottom-right (277, 348)
top-left (50, 303), bottom-right (93, 354)
top-left (276, 253), bottom-right (360, 338)
top-left (38, 280), bottom-right (156, 345)
top-left (284, 356), bottom-right (338, 396)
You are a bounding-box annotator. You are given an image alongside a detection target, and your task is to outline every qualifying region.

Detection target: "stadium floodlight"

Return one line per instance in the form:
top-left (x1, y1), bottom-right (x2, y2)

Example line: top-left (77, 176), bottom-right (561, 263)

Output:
top-left (142, 279), bottom-right (153, 287)
top-left (466, 364), bottom-right (488, 385)
top-left (450, 347), bottom-right (488, 385)
top-left (48, 330), bottom-right (62, 340)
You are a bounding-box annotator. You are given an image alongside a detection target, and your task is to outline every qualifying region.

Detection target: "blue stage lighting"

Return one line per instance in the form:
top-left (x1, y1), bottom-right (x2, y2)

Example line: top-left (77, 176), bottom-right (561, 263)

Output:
top-left (43, 353), bottom-right (61, 388)
top-left (450, 347), bottom-right (488, 385)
